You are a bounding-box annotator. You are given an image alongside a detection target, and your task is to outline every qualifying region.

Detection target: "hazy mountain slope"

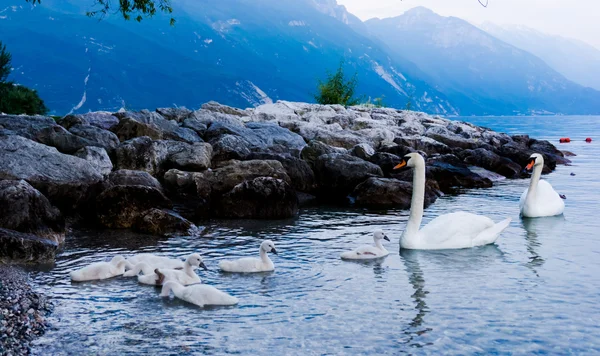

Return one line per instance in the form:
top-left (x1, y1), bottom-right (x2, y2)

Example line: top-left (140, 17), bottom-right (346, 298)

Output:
top-left (366, 7), bottom-right (600, 115)
top-left (481, 22), bottom-right (600, 91)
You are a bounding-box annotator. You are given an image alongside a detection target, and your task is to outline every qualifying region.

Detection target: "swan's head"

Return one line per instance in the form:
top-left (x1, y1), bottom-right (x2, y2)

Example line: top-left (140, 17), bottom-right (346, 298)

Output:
top-left (186, 253), bottom-right (208, 270)
top-left (261, 240), bottom-right (277, 255)
top-left (394, 152), bottom-right (425, 170)
top-left (525, 153), bottom-right (544, 172)
top-left (110, 255), bottom-right (125, 265)
top-left (373, 229), bottom-right (390, 242)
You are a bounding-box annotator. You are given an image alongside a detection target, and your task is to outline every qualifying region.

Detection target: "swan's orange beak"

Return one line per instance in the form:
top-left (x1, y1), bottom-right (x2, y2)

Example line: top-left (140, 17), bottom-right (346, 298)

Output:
top-left (525, 159), bottom-right (535, 171)
top-left (393, 160), bottom-right (407, 170)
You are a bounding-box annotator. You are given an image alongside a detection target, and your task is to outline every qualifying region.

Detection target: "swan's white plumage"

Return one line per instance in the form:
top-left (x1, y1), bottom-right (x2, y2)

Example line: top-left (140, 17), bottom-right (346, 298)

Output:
top-left (160, 281), bottom-right (238, 307)
top-left (396, 153), bottom-right (511, 250)
top-left (219, 240), bottom-right (276, 273)
top-left (340, 230), bottom-right (390, 260)
top-left (520, 154), bottom-right (564, 218)
top-left (70, 256), bottom-right (131, 282)
top-left (126, 254), bottom-right (184, 270)
top-left (137, 254), bottom-right (204, 286)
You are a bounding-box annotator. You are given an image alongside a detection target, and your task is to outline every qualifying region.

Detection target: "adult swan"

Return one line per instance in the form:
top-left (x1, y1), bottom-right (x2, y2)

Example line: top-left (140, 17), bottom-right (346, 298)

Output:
top-left (393, 153), bottom-right (511, 250)
top-left (519, 153), bottom-right (565, 218)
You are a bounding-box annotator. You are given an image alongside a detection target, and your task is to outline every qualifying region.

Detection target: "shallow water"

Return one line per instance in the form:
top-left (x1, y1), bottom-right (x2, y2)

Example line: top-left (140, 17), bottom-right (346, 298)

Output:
top-left (30, 116), bottom-right (600, 354)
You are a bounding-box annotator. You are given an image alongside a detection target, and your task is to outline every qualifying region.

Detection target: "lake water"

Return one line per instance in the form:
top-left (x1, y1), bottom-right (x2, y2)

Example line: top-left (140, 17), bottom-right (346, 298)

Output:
top-left (30, 116), bottom-right (600, 355)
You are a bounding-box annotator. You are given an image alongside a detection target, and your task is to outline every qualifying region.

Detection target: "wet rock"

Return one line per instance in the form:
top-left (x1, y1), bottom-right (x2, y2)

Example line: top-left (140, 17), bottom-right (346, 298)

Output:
top-left (459, 148), bottom-right (522, 178)
top-left (529, 139), bottom-right (569, 167)
top-left (313, 153), bottom-right (383, 200)
top-left (0, 180), bottom-right (65, 244)
top-left (215, 177), bottom-right (298, 219)
top-left (108, 170), bottom-right (163, 191)
top-left (114, 137), bottom-right (168, 176)
top-left (163, 169), bottom-right (202, 198)
top-left (350, 143), bottom-right (375, 160)
top-left (162, 170), bottom-right (209, 218)
top-left (368, 152), bottom-right (402, 177)
top-left (248, 152), bottom-right (316, 193)
top-left (74, 146), bottom-right (113, 177)
top-left (134, 208), bottom-right (199, 237)
top-left (300, 140), bottom-right (347, 165)
top-left (68, 124), bottom-right (120, 152)
top-left (204, 160), bottom-right (291, 196)
top-left (166, 142), bottom-right (212, 171)
top-left (426, 155), bottom-right (493, 192)
top-left (0, 228), bottom-right (58, 263)
top-left (96, 185), bottom-right (172, 229)
top-left (350, 177), bottom-right (440, 208)
top-left (156, 107), bottom-right (193, 122)
top-left (0, 135), bottom-right (103, 212)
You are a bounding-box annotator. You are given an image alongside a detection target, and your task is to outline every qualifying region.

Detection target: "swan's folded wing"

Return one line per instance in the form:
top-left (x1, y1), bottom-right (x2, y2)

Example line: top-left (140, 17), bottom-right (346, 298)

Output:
top-left (418, 212), bottom-right (495, 247)
top-left (354, 245), bottom-right (383, 256)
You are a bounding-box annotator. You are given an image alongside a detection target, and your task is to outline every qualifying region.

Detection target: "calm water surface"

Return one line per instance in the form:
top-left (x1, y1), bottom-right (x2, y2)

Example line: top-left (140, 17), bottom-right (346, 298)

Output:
top-left (30, 116), bottom-right (600, 355)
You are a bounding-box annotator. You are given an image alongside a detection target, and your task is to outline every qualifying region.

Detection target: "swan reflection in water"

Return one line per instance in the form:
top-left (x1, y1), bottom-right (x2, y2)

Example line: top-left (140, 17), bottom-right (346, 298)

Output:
top-left (521, 215), bottom-right (565, 276)
top-left (398, 245), bottom-right (504, 348)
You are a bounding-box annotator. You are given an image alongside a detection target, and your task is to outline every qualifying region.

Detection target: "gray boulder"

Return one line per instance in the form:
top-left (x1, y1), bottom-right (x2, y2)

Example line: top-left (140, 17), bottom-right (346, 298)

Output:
top-left (203, 160), bottom-right (291, 196)
top-left (134, 208), bottom-right (200, 237)
top-left (181, 118), bottom-right (208, 137)
top-left (0, 180), bottom-right (65, 244)
top-left (215, 177), bottom-right (298, 219)
top-left (350, 177), bottom-right (440, 208)
top-left (74, 146), bottom-right (113, 177)
top-left (300, 140), bottom-right (346, 165)
top-left (166, 142), bottom-right (212, 171)
top-left (246, 122), bottom-right (306, 155)
top-left (313, 153), bottom-right (383, 199)
top-left (0, 228), bottom-right (58, 263)
top-left (248, 152), bottom-right (316, 193)
top-left (201, 101), bottom-right (248, 117)
top-left (108, 170), bottom-right (163, 191)
top-left (59, 112), bottom-right (119, 131)
top-left (114, 137), bottom-right (168, 176)
top-left (459, 148), bottom-right (521, 178)
top-left (350, 143), bottom-right (375, 160)
top-left (113, 110), bottom-right (202, 143)
top-left (113, 117), bottom-right (163, 141)
top-left (156, 107), bottom-right (193, 122)
top-left (68, 124), bottom-right (120, 152)
top-left (211, 134), bottom-right (253, 162)
top-left (0, 135), bottom-right (103, 212)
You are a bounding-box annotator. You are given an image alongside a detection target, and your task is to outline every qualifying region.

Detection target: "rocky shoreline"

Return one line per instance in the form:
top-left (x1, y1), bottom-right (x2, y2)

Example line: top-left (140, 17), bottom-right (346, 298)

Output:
top-left (0, 100), bottom-right (570, 263)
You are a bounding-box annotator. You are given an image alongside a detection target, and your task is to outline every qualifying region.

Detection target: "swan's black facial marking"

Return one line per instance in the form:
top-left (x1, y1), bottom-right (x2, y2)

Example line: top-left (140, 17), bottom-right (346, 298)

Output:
top-left (155, 268), bottom-right (165, 285)
top-left (271, 247), bottom-right (278, 255)
top-left (199, 261), bottom-right (208, 270)
top-left (383, 235), bottom-right (390, 242)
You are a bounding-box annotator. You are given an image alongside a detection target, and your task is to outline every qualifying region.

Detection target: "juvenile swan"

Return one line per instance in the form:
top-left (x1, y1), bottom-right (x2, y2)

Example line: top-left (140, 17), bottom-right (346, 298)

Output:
top-left (70, 255), bottom-right (132, 282)
top-left (520, 153), bottom-right (565, 218)
top-left (393, 153), bottom-right (511, 250)
top-left (340, 230), bottom-right (390, 260)
top-left (160, 280), bottom-right (239, 307)
top-left (219, 240), bottom-right (277, 273)
top-left (126, 254), bottom-right (184, 270)
top-left (137, 253), bottom-right (206, 286)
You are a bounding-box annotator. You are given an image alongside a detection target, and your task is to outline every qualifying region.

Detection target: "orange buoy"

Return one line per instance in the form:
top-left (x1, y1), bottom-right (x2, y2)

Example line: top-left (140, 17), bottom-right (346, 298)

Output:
top-left (585, 137), bottom-right (592, 143)
top-left (559, 138), bottom-right (571, 143)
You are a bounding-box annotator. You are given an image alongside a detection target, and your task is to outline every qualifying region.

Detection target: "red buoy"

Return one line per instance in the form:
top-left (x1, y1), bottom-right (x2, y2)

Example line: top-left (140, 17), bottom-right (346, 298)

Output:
top-left (559, 138), bottom-right (571, 143)
top-left (585, 137), bottom-right (592, 143)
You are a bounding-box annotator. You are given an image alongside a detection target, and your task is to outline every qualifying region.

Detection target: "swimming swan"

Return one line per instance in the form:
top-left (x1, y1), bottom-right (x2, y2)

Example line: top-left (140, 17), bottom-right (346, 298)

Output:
top-left (519, 153), bottom-right (565, 218)
top-left (160, 280), bottom-right (239, 307)
top-left (70, 255), bottom-right (132, 282)
top-left (393, 153), bottom-right (511, 250)
top-left (137, 253), bottom-right (206, 286)
top-left (126, 254), bottom-right (185, 270)
top-left (340, 230), bottom-right (390, 260)
top-left (219, 240), bottom-right (277, 273)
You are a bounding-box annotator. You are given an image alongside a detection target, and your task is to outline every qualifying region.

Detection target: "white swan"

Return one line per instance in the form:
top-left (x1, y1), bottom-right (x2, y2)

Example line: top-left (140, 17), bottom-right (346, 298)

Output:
top-left (137, 253), bottom-right (206, 286)
top-left (393, 153), bottom-right (511, 250)
top-left (340, 230), bottom-right (390, 260)
top-left (126, 254), bottom-right (184, 270)
top-left (70, 255), bottom-right (132, 282)
top-left (520, 153), bottom-right (565, 218)
top-left (219, 240), bottom-right (277, 273)
top-left (160, 280), bottom-right (239, 307)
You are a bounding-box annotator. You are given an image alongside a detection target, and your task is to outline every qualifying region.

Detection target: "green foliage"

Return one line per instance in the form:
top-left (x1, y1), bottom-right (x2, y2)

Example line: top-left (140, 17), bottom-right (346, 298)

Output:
top-left (315, 61), bottom-right (361, 107)
top-left (362, 96), bottom-right (386, 108)
top-left (25, 0), bottom-right (175, 25)
top-left (0, 41), bottom-right (48, 115)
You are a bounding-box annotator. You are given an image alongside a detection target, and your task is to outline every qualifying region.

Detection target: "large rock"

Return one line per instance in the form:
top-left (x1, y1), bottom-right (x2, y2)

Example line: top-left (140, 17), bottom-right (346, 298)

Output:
top-left (0, 180), bottom-right (65, 244)
top-left (114, 137), bottom-right (168, 176)
top-left (395, 136), bottom-right (452, 155)
top-left (459, 148), bottom-right (521, 178)
top-left (300, 140), bottom-right (346, 165)
top-left (156, 107), bottom-right (193, 122)
top-left (74, 146), bottom-right (113, 177)
top-left (426, 155), bottom-right (493, 192)
top-left (166, 142), bottom-right (212, 171)
top-left (0, 228), bottom-right (58, 263)
top-left (313, 153), bottom-right (383, 199)
top-left (134, 208), bottom-right (200, 237)
top-left (96, 185), bottom-right (172, 229)
top-left (108, 170), bottom-right (163, 191)
top-left (113, 110), bottom-right (201, 143)
top-left (287, 121), bottom-right (366, 149)
top-left (162, 169), bottom-right (210, 218)
top-left (211, 134), bottom-right (253, 162)
top-left (60, 112), bottom-right (119, 131)
top-left (350, 177), bottom-right (440, 208)
top-left (201, 101), bottom-right (249, 117)
top-left (248, 152), bottom-right (316, 192)
top-left (350, 143), bottom-right (375, 160)
top-left (246, 122), bottom-right (306, 155)
top-left (204, 121), bottom-right (265, 150)
top-left (528, 139), bottom-right (568, 167)
top-left (369, 152), bottom-right (402, 177)
top-left (425, 125), bottom-right (477, 150)
top-left (0, 114), bottom-right (56, 140)
top-left (215, 177), bottom-right (299, 219)
top-left (204, 160), bottom-right (291, 196)
top-left (181, 118), bottom-right (208, 137)
top-left (68, 124), bottom-right (120, 152)
top-left (0, 135), bottom-right (103, 212)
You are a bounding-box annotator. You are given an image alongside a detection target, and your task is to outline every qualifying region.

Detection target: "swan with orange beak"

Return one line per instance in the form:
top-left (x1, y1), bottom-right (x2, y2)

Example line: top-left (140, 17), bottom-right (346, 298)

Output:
top-left (519, 153), bottom-right (565, 218)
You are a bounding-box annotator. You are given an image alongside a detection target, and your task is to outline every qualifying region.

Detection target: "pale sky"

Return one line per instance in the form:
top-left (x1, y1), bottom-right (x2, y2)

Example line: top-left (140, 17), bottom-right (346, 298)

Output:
top-left (337, 0), bottom-right (600, 49)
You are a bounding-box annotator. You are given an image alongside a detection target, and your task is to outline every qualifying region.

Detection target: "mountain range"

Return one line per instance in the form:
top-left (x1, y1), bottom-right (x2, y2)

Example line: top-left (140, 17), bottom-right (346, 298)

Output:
top-left (0, 1), bottom-right (599, 116)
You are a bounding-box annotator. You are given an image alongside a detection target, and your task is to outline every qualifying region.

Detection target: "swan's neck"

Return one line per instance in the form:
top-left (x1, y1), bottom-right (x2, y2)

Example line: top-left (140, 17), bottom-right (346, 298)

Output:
top-left (114, 260), bottom-right (130, 273)
top-left (527, 165), bottom-right (543, 200)
top-left (260, 249), bottom-right (271, 264)
top-left (374, 239), bottom-right (385, 250)
top-left (404, 164), bottom-right (426, 242)
top-left (184, 262), bottom-right (196, 276)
